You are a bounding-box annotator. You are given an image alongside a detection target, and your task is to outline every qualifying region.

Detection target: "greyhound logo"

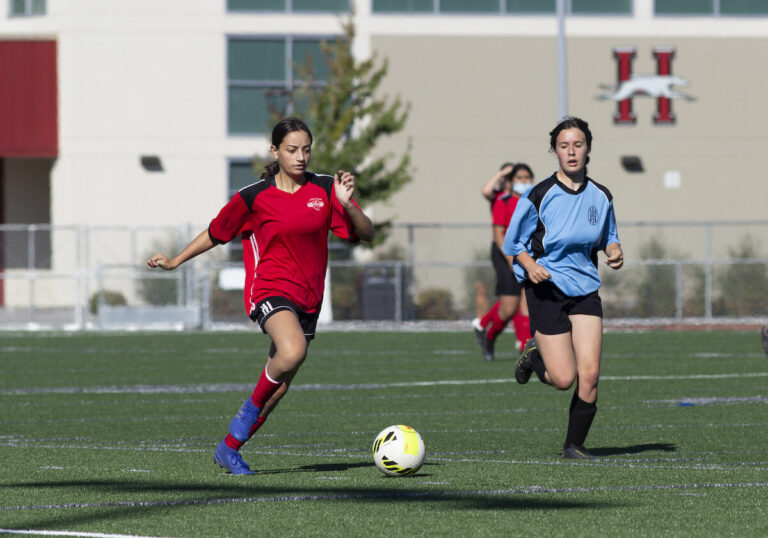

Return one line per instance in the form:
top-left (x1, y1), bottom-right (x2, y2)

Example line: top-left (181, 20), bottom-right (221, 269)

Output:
top-left (597, 47), bottom-right (694, 124)
top-left (597, 75), bottom-right (695, 102)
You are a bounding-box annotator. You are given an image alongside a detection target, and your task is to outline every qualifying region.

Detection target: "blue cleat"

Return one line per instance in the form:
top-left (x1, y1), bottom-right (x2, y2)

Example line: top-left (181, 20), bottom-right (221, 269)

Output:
top-left (214, 439), bottom-right (255, 475)
top-left (229, 398), bottom-right (261, 442)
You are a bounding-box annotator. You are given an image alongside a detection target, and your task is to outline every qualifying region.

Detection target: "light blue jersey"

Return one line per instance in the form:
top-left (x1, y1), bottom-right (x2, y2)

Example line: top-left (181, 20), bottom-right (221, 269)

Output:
top-left (502, 173), bottom-right (620, 297)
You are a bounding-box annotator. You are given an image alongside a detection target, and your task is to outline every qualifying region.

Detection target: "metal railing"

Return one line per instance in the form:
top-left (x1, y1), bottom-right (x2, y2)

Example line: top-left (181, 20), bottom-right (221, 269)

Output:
top-left (1, 221), bottom-right (767, 329)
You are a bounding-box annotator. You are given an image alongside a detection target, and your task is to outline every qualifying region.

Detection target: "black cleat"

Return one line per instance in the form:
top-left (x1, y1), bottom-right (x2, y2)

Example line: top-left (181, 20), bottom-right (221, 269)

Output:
top-left (515, 339), bottom-right (537, 384)
top-left (562, 444), bottom-right (595, 460)
top-left (762, 325), bottom-right (768, 356)
top-left (480, 329), bottom-right (495, 361)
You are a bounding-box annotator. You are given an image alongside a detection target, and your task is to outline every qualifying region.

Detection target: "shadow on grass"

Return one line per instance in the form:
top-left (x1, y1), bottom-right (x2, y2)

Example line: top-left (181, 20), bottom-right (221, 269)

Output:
top-left (3, 471), bottom-right (618, 530)
top-left (590, 443), bottom-right (677, 457)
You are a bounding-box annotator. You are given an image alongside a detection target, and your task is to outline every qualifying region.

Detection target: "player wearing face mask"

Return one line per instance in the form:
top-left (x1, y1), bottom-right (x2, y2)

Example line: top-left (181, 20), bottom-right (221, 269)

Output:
top-left (474, 163), bottom-right (535, 361)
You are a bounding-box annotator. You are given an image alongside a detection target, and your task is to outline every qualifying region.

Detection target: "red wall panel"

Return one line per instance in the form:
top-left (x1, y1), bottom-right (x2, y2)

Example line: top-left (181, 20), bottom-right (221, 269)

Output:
top-left (0, 40), bottom-right (58, 157)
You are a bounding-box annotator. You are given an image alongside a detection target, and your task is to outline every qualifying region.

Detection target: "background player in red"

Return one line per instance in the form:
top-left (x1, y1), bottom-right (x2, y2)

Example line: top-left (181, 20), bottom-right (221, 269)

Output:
top-left (474, 164), bottom-right (534, 361)
top-left (147, 117), bottom-right (374, 474)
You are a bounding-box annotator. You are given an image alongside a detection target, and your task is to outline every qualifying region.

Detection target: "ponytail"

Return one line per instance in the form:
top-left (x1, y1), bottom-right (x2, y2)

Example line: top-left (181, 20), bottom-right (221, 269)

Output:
top-left (261, 160), bottom-right (279, 179)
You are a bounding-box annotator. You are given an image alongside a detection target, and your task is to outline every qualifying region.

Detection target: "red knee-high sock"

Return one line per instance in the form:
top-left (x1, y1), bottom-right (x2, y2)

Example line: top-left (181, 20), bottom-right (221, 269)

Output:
top-left (480, 301), bottom-right (501, 329)
top-left (512, 312), bottom-right (531, 348)
top-left (250, 367), bottom-right (283, 408)
top-left (225, 416), bottom-right (268, 450)
top-left (486, 310), bottom-right (508, 341)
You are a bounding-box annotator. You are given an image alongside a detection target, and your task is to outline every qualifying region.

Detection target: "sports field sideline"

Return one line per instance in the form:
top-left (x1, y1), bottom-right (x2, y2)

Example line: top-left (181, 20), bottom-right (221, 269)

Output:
top-left (1, 330), bottom-right (767, 537)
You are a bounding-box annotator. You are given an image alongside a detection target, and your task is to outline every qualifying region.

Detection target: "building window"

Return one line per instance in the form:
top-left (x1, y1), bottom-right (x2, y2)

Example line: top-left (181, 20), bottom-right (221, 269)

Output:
top-left (655, 0), bottom-right (768, 15)
top-left (571, 0), bottom-right (631, 15)
top-left (9, 0), bottom-right (45, 16)
top-left (227, 0), bottom-right (350, 12)
top-left (227, 36), bottom-right (335, 135)
top-left (372, 0), bottom-right (631, 15)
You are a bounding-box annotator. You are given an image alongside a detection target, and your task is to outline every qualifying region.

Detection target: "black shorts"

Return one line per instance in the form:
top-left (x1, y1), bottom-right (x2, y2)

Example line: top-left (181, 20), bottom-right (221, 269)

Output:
top-left (491, 243), bottom-right (522, 296)
top-left (250, 296), bottom-right (319, 340)
top-left (524, 280), bottom-right (602, 336)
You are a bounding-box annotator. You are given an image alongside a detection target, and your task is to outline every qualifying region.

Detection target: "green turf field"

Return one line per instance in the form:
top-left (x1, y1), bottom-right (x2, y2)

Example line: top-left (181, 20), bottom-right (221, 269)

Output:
top-left (1, 329), bottom-right (767, 537)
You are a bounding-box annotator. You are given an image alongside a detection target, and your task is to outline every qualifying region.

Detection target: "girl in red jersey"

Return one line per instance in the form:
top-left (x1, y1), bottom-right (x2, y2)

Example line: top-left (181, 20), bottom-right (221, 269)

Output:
top-left (147, 118), bottom-right (374, 474)
top-left (473, 164), bottom-right (534, 361)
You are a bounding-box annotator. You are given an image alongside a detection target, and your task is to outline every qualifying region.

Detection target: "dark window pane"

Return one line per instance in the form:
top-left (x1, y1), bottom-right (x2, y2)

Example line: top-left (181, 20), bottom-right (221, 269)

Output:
top-left (293, 0), bottom-right (350, 11)
top-left (506, 0), bottom-right (555, 13)
top-left (229, 87), bottom-right (289, 134)
top-left (10, 0), bottom-right (25, 15)
top-left (293, 39), bottom-right (334, 82)
top-left (654, 0), bottom-right (712, 14)
top-left (229, 161), bottom-right (260, 192)
top-left (228, 39), bottom-right (285, 82)
top-left (373, 0), bottom-right (434, 12)
top-left (572, 0), bottom-right (631, 14)
top-left (721, 0), bottom-right (768, 14)
top-left (31, 0), bottom-right (45, 14)
top-left (440, 0), bottom-right (500, 13)
top-left (227, 0), bottom-right (285, 10)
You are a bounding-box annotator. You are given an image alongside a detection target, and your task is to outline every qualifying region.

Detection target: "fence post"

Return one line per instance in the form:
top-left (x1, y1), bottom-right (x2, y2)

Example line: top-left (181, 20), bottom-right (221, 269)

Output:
top-left (704, 223), bottom-right (713, 320)
top-left (28, 225), bottom-right (36, 318)
top-left (201, 261), bottom-right (212, 330)
top-left (394, 262), bottom-right (402, 323)
top-left (675, 261), bottom-right (683, 320)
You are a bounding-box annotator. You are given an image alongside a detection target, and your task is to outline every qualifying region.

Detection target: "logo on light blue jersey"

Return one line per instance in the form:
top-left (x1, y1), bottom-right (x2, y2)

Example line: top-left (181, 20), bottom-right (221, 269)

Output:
top-left (588, 206), bottom-right (599, 225)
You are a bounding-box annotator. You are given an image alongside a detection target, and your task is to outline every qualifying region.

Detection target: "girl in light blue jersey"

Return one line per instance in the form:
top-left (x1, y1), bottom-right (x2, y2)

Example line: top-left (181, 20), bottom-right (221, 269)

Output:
top-left (502, 116), bottom-right (623, 459)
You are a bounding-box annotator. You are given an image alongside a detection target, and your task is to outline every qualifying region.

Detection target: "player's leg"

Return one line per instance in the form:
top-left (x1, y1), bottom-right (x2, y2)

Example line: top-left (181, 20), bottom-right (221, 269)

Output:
top-left (511, 288), bottom-right (531, 350)
top-left (481, 247), bottom-right (519, 360)
top-left (561, 314), bottom-right (602, 458)
top-left (215, 307), bottom-right (306, 474)
top-left (515, 282), bottom-right (575, 387)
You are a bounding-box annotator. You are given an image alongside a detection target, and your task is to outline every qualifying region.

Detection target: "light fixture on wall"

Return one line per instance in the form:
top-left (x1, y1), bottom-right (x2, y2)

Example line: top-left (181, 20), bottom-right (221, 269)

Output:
top-left (140, 155), bottom-right (164, 172)
top-left (621, 155), bottom-right (644, 173)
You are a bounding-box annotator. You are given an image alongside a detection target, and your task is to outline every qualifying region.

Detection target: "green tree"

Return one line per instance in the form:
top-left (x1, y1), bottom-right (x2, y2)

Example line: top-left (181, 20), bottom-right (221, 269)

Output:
top-left (278, 19), bottom-right (413, 244)
top-left (714, 234), bottom-right (768, 316)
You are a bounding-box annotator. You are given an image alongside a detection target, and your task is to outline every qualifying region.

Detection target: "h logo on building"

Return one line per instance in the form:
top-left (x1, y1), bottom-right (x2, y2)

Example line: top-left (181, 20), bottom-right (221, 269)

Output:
top-left (597, 47), bottom-right (695, 125)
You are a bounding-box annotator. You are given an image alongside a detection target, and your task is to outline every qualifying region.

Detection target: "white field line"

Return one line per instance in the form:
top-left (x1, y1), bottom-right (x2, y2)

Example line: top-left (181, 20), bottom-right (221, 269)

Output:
top-left (3, 371), bottom-right (768, 396)
top-left (3, 439), bottom-right (768, 473)
top-left (3, 482), bottom-right (768, 513)
top-left (0, 530), bottom-right (175, 538)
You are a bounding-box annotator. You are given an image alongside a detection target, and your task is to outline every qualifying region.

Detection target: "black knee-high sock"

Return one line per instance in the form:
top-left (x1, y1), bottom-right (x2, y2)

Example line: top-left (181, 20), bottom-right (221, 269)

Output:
top-left (529, 348), bottom-right (548, 384)
top-left (564, 392), bottom-right (597, 449)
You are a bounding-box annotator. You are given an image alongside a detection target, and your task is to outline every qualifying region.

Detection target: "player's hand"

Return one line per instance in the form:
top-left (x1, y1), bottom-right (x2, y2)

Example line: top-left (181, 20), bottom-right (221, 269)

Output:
top-left (334, 170), bottom-right (355, 208)
top-left (604, 244), bottom-right (624, 270)
top-left (526, 263), bottom-right (551, 284)
top-left (500, 164), bottom-right (514, 176)
top-left (147, 253), bottom-right (177, 270)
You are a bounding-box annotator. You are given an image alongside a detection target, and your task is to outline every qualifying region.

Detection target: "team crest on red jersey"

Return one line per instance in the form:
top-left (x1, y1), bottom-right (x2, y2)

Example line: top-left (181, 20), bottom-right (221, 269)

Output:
top-left (307, 198), bottom-right (325, 211)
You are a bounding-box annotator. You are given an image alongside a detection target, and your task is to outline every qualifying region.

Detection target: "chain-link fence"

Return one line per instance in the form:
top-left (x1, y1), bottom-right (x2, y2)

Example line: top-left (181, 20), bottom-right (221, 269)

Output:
top-left (1, 221), bottom-right (767, 330)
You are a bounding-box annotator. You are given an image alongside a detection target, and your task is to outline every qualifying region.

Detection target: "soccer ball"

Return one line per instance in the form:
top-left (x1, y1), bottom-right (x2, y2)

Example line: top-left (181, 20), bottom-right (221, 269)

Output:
top-left (372, 425), bottom-right (425, 477)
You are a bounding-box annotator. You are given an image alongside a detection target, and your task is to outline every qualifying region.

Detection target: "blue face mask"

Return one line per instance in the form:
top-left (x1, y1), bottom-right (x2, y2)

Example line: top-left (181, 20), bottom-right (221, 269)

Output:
top-left (512, 182), bottom-right (532, 196)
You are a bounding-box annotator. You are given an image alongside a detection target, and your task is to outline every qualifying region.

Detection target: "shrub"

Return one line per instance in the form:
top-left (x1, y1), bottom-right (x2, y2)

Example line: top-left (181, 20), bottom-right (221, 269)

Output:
top-left (415, 287), bottom-right (457, 320)
top-left (89, 290), bottom-right (127, 314)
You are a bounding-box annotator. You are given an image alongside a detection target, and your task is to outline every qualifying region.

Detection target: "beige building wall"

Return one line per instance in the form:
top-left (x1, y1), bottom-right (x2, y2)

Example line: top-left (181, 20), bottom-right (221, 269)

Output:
top-left (370, 34), bottom-right (768, 262)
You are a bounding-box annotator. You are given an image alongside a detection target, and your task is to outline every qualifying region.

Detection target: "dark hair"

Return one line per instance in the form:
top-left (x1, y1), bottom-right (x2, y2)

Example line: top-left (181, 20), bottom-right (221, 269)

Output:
top-left (261, 117), bottom-right (314, 179)
top-left (548, 116), bottom-right (592, 174)
top-left (509, 163), bottom-right (534, 182)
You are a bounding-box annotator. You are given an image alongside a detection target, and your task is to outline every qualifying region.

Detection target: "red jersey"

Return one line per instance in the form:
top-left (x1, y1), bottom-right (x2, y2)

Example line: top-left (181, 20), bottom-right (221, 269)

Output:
top-left (492, 193), bottom-right (521, 229)
top-left (208, 173), bottom-right (359, 316)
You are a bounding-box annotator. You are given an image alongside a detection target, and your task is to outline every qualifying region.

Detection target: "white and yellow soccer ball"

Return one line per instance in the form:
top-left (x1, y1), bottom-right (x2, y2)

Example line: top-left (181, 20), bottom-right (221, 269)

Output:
top-left (372, 425), bottom-right (426, 477)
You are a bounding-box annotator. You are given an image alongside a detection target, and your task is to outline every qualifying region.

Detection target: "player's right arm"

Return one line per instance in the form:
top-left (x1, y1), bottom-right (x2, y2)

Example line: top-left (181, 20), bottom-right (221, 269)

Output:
top-left (481, 165), bottom-right (513, 202)
top-left (147, 230), bottom-right (215, 270)
top-left (148, 190), bottom-right (251, 271)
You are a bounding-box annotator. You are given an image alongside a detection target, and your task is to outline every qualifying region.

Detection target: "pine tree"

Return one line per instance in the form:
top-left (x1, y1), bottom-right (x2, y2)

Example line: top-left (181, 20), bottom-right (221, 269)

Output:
top-left (281, 19), bottom-right (413, 243)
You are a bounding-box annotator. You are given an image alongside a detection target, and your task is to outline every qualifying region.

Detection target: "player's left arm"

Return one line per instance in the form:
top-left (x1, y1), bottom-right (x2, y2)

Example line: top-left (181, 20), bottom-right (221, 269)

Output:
top-left (604, 242), bottom-right (623, 270)
top-left (334, 170), bottom-right (374, 242)
top-left (601, 200), bottom-right (622, 269)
